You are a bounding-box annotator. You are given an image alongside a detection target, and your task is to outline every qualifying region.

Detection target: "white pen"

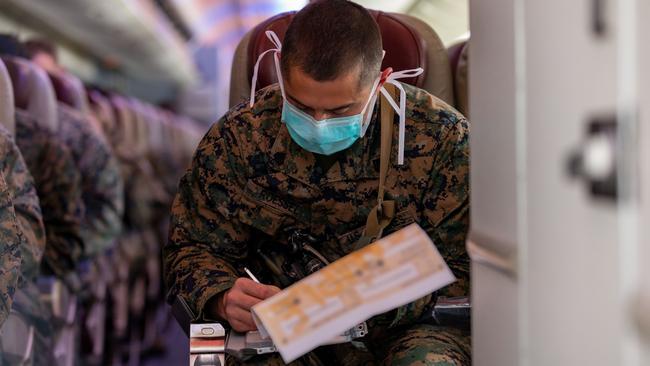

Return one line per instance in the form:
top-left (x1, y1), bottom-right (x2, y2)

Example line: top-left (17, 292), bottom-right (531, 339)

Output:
top-left (244, 267), bottom-right (260, 284)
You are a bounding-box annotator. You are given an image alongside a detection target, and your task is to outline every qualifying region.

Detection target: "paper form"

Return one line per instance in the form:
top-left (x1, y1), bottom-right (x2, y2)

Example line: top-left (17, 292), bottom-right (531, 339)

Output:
top-left (251, 223), bottom-right (456, 362)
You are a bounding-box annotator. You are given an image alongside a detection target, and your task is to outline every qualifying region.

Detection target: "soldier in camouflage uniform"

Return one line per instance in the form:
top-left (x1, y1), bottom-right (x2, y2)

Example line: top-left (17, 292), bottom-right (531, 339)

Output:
top-left (165, 1), bottom-right (470, 365)
top-left (14, 110), bottom-right (84, 281)
top-left (0, 126), bottom-right (45, 284)
top-left (57, 106), bottom-right (124, 258)
top-left (0, 168), bottom-right (23, 328)
top-left (0, 124), bottom-right (56, 364)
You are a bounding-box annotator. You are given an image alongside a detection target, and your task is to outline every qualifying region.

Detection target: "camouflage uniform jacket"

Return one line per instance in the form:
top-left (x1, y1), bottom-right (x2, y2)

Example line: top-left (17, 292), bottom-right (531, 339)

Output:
top-left (15, 110), bottom-right (84, 278)
top-left (57, 106), bottom-right (124, 258)
top-left (166, 83), bottom-right (470, 328)
top-left (0, 168), bottom-right (23, 327)
top-left (0, 126), bottom-right (45, 283)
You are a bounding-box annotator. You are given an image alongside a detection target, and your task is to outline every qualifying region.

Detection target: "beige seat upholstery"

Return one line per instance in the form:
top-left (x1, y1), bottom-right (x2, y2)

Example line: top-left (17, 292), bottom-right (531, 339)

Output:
top-left (0, 59), bottom-right (14, 135)
top-left (109, 94), bottom-right (140, 161)
top-left (447, 40), bottom-right (469, 117)
top-left (2, 56), bottom-right (58, 132)
top-left (229, 10), bottom-right (454, 108)
top-left (128, 98), bottom-right (151, 159)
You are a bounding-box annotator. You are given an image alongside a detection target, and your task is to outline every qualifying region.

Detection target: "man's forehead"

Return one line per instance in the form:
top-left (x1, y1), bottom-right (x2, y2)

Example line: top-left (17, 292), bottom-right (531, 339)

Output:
top-left (284, 66), bottom-right (372, 108)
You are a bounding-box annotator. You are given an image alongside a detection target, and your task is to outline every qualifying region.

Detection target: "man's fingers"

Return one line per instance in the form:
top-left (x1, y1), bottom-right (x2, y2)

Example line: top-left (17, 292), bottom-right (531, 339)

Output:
top-left (230, 319), bottom-right (256, 333)
top-left (226, 306), bottom-right (257, 331)
top-left (267, 285), bottom-right (281, 297)
top-left (231, 292), bottom-right (263, 311)
top-left (238, 278), bottom-right (280, 300)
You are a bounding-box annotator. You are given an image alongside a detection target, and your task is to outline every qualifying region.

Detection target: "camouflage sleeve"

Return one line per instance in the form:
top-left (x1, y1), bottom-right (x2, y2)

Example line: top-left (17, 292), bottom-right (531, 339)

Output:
top-left (385, 117), bottom-right (471, 328)
top-left (0, 172), bottom-right (22, 327)
top-left (39, 139), bottom-right (84, 277)
top-left (423, 117), bottom-right (470, 297)
top-left (0, 129), bottom-right (45, 282)
top-left (165, 117), bottom-right (251, 320)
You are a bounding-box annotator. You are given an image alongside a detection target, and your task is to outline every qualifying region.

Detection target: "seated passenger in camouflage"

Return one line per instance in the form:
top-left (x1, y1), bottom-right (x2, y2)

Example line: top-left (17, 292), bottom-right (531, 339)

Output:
top-left (0, 125), bottom-right (45, 286)
top-left (0, 169), bottom-right (22, 328)
top-left (15, 110), bottom-right (84, 282)
top-left (0, 125), bottom-right (57, 365)
top-left (165, 1), bottom-right (470, 365)
top-left (56, 106), bottom-right (124, 259)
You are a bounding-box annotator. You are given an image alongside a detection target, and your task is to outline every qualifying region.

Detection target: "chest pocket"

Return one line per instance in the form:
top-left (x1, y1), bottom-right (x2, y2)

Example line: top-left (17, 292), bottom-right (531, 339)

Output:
top-left (237, 173), bottom-right (315, 237)
top-left (336, 206), bottom-right (418, 255)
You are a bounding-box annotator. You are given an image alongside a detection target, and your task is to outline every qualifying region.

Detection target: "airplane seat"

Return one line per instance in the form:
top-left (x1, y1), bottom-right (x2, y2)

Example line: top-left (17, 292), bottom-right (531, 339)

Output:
top-left (229, 9), bottom-right (455, 108)
top-left (129, 100), bottom-right (176, 358)
top-left (88, 89), bottom-right (119, 142)
top-left (105, 95), bottom-right (154, 362)
top-left (128, 98), bottom-right (151, 159)
top-left (2, 56), bottom-right (58, 132)
top-left (48, 72), bottom-right (77, 109)
top-left (447, 40), bottom-right (466, 76)
top-left (49, 72), bottom-right (106, 141)
top-left (447, 40), bottom-right (469, 118)
top-left (109, 94), bottom-right (141, 162)
top-left (0, 58), bottom-right (15, 135)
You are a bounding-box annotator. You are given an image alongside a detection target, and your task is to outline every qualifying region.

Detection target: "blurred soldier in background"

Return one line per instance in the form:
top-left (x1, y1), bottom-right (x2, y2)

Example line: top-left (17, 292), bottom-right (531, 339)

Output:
top-left (0, 166), bottom-right (22, 329)
top-left (0, 120), bottom-right (51, 364)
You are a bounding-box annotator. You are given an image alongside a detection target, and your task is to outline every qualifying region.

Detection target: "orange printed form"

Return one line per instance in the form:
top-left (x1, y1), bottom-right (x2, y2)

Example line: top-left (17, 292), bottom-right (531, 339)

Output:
top-left (251, 223), bottom-right (456, 363)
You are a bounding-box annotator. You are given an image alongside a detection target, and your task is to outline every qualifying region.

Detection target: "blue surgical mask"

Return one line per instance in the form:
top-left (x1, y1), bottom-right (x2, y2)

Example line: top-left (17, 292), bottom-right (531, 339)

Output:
top-left (281, 96), bottom-right (374, 155)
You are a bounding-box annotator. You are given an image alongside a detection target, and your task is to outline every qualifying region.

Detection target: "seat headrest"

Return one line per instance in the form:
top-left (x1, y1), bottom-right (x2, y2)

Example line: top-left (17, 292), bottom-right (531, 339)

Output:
top-left (448, 41), bottom-right (469, 117)
top-left (447, 40), bottom-right (467, 76)
top-left (109, 94), bottom-right (140, 160)
top-left (2, 56), bottom-right (58, 132)
top-left (67, 75), bottom-right (91, 115)
top-left (88, 89), bottom-right (116, 136)
top-left (128, 98), bottom-right (150, 157)
top-left (248, 10), bottom-right (426, 91)
top-left (49, 72), bottom-right (78, 108)
top-left (230, 9), bottom-right (454, 107)
top-left (0, 58), bottom-right (15, 135)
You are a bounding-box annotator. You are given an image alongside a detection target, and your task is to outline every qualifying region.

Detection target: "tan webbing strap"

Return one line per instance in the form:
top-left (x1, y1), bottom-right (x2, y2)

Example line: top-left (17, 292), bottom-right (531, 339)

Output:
top-left (353, 84), bottom-right (398, 250)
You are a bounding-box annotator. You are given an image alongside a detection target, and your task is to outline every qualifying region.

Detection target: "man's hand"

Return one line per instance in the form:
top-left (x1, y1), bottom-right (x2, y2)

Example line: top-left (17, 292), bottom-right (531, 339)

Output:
top-left (216, 278), bottom-right (281, 332)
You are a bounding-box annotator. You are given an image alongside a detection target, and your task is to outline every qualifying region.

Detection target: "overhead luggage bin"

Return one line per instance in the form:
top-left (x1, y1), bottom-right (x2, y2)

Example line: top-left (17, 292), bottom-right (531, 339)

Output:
top-left (3, 0), bottom-right (198, 87)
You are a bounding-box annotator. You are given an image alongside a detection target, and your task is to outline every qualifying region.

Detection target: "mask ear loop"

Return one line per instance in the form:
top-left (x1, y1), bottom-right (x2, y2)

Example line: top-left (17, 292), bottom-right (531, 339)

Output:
top-left (249, 31), bottom-right (285, 107)
top-left (360, 77), bottom-right (381, 137)
top-left (378, 67), bottom-right (424, 165)
top-left (360, 66), bottom-right (392, 137)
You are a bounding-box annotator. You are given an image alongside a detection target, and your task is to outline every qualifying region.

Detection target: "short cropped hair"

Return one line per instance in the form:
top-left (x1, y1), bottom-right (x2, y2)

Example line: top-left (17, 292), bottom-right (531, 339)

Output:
top-left (280, 0), bottom-right (382, 88)
top-left (24, 38), bottom-right (57, 61)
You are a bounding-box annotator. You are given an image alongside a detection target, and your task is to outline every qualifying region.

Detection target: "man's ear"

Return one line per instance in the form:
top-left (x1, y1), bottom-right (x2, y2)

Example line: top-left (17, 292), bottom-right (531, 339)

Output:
top-left (378, 67), bottom-right (393, 90)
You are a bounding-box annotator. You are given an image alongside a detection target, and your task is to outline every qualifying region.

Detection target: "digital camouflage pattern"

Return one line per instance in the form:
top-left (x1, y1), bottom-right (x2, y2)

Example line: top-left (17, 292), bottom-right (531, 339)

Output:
top-left (0, 125), bottom-right (45, 283)
top-left (224, 324), bottom-right (470, 366)
top-left (15, 110), bottom-right (85, 278)
top-left (0, 169), bottom-right (22, 327)
top-left (57, 106), bottom-right (124, 258)
top-left (166, 83), bottom-right (470, 365)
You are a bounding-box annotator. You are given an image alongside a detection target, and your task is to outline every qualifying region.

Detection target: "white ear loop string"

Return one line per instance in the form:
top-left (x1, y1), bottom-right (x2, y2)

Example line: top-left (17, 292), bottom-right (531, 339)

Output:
top-left (250, 31), bottom-right (285, 107)
top-left (378, 68), bottom-right (424, 165)
top-left (360, 77), bottom-right (382, 137)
